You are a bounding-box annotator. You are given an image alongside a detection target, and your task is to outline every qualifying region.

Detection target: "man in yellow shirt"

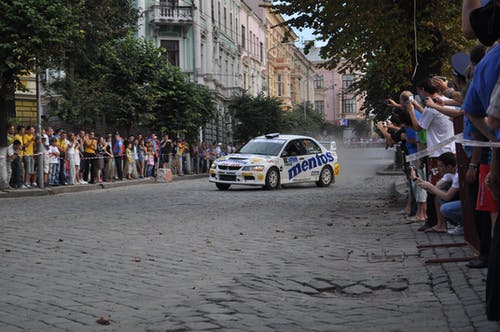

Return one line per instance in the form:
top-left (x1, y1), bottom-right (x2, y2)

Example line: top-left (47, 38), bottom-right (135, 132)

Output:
top-left (22, 126), bottom-right (37, 187)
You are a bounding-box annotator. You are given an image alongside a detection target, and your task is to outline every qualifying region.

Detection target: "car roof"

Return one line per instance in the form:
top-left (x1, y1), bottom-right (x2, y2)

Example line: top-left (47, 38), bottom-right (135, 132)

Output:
top-left (255, 134), bottom-right (315, 141)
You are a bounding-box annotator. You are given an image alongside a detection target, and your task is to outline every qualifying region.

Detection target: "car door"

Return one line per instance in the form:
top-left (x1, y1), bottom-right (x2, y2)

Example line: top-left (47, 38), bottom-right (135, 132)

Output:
top-left (301, 139), bottom-right (324, 181)
top-left (281, 139), bottom-right (308, 183)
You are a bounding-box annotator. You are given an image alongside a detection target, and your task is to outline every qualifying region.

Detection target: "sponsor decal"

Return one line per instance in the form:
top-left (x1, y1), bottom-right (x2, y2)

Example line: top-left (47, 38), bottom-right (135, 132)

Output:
top-left (287, 152), bottom-right (334, 180)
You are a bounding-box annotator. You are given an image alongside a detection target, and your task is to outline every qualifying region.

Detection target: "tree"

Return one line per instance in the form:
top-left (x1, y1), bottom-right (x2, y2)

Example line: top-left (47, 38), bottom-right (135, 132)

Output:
top-left (0, 0), bottom-right (82, 188)
top-left (153, 64), bottom-right (217, 141)
top-left (51, 0), bottom-right (139, 129)
top-left (54, 34), bottom-right (164, 133)
top-left (281, 102), bottom-right (326, 135)
top-left (270, 1), bottom-right (474, 118)
top-left (229, 93), bottom-right (284, 142)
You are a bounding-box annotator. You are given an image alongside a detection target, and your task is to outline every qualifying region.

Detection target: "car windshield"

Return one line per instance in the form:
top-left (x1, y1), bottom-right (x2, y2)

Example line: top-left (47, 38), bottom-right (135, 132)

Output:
top-left (236, 138), bottom-right (286, 156)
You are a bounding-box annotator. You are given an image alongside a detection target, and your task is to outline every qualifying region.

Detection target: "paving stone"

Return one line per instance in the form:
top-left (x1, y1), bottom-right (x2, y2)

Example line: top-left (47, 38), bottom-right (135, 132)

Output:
top-left (1, 154), bottom-right (499, 331)
top-left (342, 284), bottom-right (373, 296)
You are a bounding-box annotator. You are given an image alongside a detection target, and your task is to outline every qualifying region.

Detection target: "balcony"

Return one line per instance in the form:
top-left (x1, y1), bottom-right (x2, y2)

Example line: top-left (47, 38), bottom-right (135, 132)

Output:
top-left (149, 5), bottom-right (193, 26)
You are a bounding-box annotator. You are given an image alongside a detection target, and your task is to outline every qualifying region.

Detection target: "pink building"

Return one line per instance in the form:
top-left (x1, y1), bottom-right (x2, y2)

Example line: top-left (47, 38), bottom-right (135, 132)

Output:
top-left (306, 47), bottom-right (365, 135)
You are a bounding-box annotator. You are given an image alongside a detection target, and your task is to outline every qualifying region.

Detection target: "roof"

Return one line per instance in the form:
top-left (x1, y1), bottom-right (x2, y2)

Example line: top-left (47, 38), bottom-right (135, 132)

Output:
top-left (255, 134), bottom-right (315, 140)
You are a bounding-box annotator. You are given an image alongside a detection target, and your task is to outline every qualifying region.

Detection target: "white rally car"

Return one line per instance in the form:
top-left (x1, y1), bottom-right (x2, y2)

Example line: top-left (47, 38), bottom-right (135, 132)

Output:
top-left (209, 133), bottom-right (340, 190)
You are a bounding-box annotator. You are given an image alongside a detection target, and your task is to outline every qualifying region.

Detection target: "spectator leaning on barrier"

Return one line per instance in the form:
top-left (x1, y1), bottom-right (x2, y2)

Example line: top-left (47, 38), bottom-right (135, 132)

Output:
top-left (406, 78), bottom-right (456, 232)
top-left (462, 0), bottom-right (500, 322)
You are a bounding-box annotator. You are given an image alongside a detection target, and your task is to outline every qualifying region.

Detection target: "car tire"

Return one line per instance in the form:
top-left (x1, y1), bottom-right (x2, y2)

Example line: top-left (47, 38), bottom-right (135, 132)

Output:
top-left (216, 183), bottom-right (231, 191)
top-left (264, 167), bottom-right (280, 190)
top-left (316, 166), bottom-right (333, 187)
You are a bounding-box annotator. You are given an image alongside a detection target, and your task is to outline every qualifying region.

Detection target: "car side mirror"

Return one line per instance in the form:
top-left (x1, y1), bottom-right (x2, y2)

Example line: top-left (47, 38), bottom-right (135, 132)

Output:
top-left (281, 151), bottom-right (288, 158)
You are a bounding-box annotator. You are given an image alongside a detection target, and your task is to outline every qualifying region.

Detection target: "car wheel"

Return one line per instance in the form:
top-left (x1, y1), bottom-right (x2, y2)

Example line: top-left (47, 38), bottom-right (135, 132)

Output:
top-left (316, 166), bottom-right (333, 187)
top-left (216, 183), bottom-right (231, 190)
top-left (264, 167), bottom-right (280, 190)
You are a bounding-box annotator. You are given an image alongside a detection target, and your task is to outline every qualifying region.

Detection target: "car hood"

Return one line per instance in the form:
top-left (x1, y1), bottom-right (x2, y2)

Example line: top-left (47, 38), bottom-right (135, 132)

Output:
top-left (216, 154), bottom-right (276, 165)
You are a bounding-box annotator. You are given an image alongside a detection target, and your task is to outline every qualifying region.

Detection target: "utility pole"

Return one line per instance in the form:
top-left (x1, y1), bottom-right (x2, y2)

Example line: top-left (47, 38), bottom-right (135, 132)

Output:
top-left (36, 70), bottom-right (44, 189)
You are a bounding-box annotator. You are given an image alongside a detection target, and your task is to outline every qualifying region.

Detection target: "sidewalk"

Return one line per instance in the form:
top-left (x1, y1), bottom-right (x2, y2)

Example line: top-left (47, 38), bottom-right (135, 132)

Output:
top-left (0, 173), bottom-right (207, 199)
top-left (392, 174), bottom-right (500, 330)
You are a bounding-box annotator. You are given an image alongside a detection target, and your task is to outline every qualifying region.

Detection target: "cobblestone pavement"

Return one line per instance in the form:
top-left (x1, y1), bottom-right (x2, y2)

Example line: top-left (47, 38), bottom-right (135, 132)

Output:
top-left (1, 148), bottom-right (499, 331)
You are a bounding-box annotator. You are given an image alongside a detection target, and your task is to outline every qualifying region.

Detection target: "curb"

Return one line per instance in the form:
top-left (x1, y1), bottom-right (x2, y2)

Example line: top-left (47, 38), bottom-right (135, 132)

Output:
top-left (0, 173), bottom-right (208, 198)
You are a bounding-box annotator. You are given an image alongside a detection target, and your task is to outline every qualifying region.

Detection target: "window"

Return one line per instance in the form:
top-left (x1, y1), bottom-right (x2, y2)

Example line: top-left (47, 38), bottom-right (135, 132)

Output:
top-left (342, 74), bottom-right (355, 90)
top-left (241, 25), bottom-right (246, 50)
top-left (304, 139), bottom-right (322, 154)
top-left (314, 100), bottom-right (325, 114)
top-left (277, 75), bottom-right (283, 96)
top-left (224, 7), bottom-right (227, 33)
top-left (160, 40), bottom-right (180, 66)
top-left (342, 98), bottom-right (356, 114)
top-left (211, 0), bottom-right (214, 22)
top-left (218, 1), bottom-right (221, 28)
top-left (313, 75), bottom-right (324, 89)
top-left (284, 140), bottom-right (307, 156)
top-left (259, 42), bottom-right (263, 62)
top-left (229, 13), bottom-right (233, 39)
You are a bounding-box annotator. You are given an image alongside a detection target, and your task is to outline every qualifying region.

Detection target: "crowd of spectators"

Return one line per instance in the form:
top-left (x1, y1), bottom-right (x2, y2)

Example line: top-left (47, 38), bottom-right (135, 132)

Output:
top-left (376, 0), bottom-right (500, 321)
top-left (5, 126), bottom-right (238, 189)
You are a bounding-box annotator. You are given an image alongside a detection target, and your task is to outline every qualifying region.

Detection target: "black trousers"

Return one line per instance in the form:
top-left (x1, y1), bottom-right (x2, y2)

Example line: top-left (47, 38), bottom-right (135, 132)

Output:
top-left (10, 158), bottom-right (23, 188)
top-left (115, 156), bottom-right (123, 180)
top-left (486, 210), bottom-right (500, 321)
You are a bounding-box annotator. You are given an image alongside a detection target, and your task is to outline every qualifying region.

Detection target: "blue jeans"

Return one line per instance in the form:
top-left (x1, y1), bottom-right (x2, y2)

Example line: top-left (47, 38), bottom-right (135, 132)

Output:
top-left (440, 200), bottom-right (462, 226)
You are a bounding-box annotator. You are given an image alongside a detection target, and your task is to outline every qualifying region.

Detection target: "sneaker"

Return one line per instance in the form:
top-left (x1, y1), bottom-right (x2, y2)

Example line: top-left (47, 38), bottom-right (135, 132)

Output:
top-left (447, 226), bottom-right (464, 236)
top-left (31, 182), bottom-right (37, 188)
top-left (21, 184), bottom-right (28, 189)
top-left (25, 183), bottom-right (31, 188)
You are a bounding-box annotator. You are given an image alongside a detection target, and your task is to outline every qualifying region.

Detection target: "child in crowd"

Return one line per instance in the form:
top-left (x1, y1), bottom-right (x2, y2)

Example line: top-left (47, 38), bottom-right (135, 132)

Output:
top-left (48, 139), bottom-right (60, 186)
top-left (125, 141), bottom-right (134, 180)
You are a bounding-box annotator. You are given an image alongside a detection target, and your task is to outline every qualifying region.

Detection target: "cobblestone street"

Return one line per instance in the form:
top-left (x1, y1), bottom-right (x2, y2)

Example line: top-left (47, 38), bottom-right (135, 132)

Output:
top-left (1, 148), bottom-right (499, 331)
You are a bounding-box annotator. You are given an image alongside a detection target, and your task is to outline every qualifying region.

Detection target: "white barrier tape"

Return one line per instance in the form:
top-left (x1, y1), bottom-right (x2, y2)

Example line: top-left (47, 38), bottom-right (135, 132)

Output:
top-left (456, 138), bottom-right (500, 148)
top-left (405, 134), bottom-right (463, 162)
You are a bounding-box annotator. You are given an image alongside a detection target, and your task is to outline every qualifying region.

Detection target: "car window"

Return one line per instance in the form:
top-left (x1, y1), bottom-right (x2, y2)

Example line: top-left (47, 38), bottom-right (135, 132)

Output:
top-left (237, 138), bottom-right (286, 156)
top-left (303, 139), bottom-right (322, 154)
top-left (283, 139), bottom-right (307, 156)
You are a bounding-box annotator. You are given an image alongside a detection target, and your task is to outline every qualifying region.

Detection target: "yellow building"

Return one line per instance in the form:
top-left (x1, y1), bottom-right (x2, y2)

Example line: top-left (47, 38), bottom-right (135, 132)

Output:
top-left (265, 8), bottom-right (298, 111)
top-left (14, 75), bottom-right (37, 125)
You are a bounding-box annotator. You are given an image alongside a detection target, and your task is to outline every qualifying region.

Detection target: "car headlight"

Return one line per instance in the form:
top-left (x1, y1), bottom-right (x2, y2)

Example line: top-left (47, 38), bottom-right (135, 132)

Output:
top-left (242, 165), bottom-right (265, 172)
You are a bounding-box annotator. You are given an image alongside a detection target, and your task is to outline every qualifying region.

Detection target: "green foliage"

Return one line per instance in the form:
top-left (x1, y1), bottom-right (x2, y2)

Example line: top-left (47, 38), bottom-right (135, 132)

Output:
top-left (0, 0), bottom-right (83, 146)
top-left (54, 33), bottom-right (217, 137)
top-left (229, 93), bottom-right (284, 142)
top-left (281, 102), bottom-right (326, 135)
top-left (153, 64), bottom-right (217, 140)
top-left (270, 0), bottom-right (474, 118)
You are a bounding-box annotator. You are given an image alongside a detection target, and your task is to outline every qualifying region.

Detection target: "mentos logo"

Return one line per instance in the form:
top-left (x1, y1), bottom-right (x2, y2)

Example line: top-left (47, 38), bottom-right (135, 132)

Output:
top-left (287, 152), bottom-right (334, 180)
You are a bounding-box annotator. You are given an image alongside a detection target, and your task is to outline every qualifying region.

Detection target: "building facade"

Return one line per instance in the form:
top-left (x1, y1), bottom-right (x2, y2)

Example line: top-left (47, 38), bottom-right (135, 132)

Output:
top-left (138, 0), bottom-right (243, 144)
top-left (240, 0), bottom-right (267, 96)
top-left (137, 0), bottom-right (319, 142)
top-left (305, 46), bottom-right (366, 138)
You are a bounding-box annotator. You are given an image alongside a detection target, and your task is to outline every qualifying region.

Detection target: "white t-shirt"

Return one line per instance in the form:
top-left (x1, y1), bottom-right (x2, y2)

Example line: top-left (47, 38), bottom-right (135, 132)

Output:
top-left (451, 172), bottom-right (459, 189)
top-left (440, 173), bottom-right (454, 183)
top-left (419, 101), bottom-right (456, 157)
top-left (49, 146), bottom-right (60, 164)
top-left (7, 144), bottom-right (16, 159)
